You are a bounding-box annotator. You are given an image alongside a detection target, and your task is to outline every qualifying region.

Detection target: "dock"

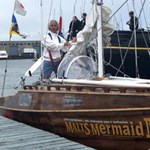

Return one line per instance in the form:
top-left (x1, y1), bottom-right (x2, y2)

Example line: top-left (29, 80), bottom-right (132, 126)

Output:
top-left (0, 116), bottom-right (95, 150)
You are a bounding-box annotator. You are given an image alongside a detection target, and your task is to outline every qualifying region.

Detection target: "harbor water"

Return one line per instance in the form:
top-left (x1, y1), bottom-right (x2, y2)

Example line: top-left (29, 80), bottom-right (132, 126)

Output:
top-left (0, 59), bottom-right (41, 97)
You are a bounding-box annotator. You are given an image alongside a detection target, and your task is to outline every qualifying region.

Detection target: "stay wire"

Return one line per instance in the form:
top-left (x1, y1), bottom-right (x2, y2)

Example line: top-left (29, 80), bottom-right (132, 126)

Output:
top-left (133, 0), bottom-right (147, 78)
top-left (115, 0), bottom-right (146, 77)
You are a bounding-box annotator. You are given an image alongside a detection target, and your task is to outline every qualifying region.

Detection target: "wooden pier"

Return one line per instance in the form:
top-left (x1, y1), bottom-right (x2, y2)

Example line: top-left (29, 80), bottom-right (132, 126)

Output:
top-left (0, 116), bottom-right (95, 150)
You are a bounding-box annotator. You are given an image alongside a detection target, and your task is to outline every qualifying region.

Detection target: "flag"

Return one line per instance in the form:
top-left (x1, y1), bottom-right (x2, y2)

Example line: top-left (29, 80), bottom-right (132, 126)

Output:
top-left (9, 14), bottom-right (27, 39)
top-left (9, 14), bottom-right (20, 38)
top-left (58, 1), bottom-right (63, 37)
top-left (14, 0), bottom-right (26, 16)
top-left (58, 16), bottom-right (62, 35)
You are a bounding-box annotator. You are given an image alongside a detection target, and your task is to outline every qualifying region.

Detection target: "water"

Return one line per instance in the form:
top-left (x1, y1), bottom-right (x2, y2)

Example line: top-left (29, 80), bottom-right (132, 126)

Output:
top-left (0, 59), bottom-right (41, 97)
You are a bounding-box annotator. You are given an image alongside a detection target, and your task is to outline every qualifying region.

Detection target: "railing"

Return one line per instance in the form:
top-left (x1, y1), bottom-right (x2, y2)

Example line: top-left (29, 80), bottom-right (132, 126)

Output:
top-left (23, 84), bottom-right (149, 94)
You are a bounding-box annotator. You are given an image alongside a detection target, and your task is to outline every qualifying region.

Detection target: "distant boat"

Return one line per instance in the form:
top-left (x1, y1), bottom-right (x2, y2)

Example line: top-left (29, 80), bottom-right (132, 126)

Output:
top-left (32, 50), bottom-right (38, 61)
top-left (0, 50), bottom-right (8, 59)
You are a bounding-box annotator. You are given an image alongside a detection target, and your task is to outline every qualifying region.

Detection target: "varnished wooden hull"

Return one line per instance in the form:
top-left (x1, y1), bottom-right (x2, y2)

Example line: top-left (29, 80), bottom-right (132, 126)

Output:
top-left (3, 109), bottom-right (150, 150)
top-left (0, 84), bottom-right (150, 150)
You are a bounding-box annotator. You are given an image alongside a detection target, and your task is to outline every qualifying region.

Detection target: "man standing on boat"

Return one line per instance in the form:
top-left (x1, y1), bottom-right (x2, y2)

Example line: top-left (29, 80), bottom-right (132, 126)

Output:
top-left (80, 13), bottom-right (87, 30)
top-left (126, 11), bottom-right (138, 31)
top-left (42, 20), bottom-right (69, 79)
top-left (67, 16), bottom-right (81, 42)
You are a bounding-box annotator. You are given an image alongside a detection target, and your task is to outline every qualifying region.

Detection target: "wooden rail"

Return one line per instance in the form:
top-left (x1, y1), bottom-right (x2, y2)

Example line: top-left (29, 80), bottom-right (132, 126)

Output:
top-left (23, 84), bottom-right (149, 93)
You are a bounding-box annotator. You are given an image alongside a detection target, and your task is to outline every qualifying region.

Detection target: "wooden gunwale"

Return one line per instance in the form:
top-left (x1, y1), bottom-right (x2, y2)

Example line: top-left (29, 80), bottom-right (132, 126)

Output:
top-left (1, 106), bottom-right (150, 113)
top-left (23, 84), bottom-right (150, 94)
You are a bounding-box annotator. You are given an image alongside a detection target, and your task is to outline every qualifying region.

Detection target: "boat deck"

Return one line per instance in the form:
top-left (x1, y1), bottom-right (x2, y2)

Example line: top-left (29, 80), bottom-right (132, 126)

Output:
top-left (0, 116), bottom-right (95, 150)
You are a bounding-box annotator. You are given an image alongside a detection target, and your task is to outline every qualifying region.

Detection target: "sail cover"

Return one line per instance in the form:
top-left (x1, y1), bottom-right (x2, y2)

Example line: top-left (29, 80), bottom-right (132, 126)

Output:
top-left (57, 3), bottom-right (114, 79)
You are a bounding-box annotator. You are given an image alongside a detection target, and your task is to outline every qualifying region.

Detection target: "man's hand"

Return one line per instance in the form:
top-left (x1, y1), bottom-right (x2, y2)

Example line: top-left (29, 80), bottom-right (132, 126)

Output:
top-left (64, 41), bottom-right (69, 46)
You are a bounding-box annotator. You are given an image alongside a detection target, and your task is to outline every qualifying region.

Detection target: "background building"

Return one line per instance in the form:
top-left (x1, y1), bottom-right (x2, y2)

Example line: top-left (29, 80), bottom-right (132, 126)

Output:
top-left (0, 40), bottom-right (41, 59)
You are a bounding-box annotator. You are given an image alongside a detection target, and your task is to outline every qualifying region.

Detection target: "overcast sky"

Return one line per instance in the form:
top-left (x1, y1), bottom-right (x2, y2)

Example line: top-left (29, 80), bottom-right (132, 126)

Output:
top-left (0, 0), bottom-right (149, 41)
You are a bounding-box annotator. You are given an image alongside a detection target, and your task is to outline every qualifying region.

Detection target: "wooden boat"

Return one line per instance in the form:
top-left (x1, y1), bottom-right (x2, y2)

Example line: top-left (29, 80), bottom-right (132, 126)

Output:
top-left (0, 78), bottom-right (150, 150)
top-left (0, 0), bottom-right (150, 150)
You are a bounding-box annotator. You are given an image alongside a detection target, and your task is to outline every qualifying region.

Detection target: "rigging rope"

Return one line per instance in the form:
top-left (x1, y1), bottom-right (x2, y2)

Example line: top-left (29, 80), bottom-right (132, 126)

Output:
top-left (109, 0), bottom-right (129, 21)
top-left (139, 0), bottom-right (150, 51)
top-left (73, 0), bottom-right (77, 15)
top-left (81, 0), bottom-right (86, 14)
top-left (133, 0), bottom-right (147, 78)
top-left (46, 0), bottom-right (53, 34)
top-left (114, 0), bottom-right (147, 78)
top-left (39, 0), bottom-right (54, 83)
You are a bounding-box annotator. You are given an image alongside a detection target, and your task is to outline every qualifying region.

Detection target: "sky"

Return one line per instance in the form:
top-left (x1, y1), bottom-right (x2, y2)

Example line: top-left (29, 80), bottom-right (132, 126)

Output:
top-left (0, 0), bottom-right (149, 41)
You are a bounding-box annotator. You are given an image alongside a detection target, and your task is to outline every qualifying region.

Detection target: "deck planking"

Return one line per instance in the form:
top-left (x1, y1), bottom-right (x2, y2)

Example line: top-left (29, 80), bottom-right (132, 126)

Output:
top-left (0, 116), bottom-right (95, 150)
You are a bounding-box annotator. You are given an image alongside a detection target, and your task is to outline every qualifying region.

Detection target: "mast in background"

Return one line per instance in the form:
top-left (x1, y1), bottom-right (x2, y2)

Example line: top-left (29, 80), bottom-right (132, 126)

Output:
top-left (40, 0), bottom-right (44, 80)
top-left (40, 0), bottom-right (43, 56)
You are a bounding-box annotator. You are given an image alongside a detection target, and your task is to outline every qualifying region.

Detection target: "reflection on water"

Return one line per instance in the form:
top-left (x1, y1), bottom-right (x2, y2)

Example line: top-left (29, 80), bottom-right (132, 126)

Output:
top-left (0, 59), bottom-right (41, 97)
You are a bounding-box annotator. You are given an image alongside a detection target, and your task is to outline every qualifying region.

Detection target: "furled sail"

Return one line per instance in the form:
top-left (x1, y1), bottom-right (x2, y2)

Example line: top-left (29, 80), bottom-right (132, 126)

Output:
top-left (57, 3), bottom-right (114, 79)
top-left (67, 5), bottom-right (114, 55)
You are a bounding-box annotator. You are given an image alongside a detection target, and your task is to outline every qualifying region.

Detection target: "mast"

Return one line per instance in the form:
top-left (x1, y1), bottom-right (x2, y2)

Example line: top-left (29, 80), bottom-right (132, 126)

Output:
top-left (132, 0), bottom-right (139, 78)
top-left (40, 0), bottom-right (44, 80)
top-left (96, 0), bottom-right (104, 78)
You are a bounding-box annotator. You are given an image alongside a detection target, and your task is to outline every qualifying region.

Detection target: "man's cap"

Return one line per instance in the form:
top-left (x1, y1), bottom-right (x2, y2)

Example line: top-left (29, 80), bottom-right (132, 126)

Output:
top-left (129, 11), bottom-right (134, 15)
top-left (82, 13), bottom-right (87, 17)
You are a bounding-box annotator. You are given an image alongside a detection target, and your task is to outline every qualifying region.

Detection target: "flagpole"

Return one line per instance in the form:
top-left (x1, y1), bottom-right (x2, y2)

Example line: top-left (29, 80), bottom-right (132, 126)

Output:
top-left (1, 0), bottom-right (15, 96)
top-left (13, 0), bottom-right (16, 12)
top-left (1, 40), bottom-right (10, 97)
top-left (1, 0), bottom-right (27, 94)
